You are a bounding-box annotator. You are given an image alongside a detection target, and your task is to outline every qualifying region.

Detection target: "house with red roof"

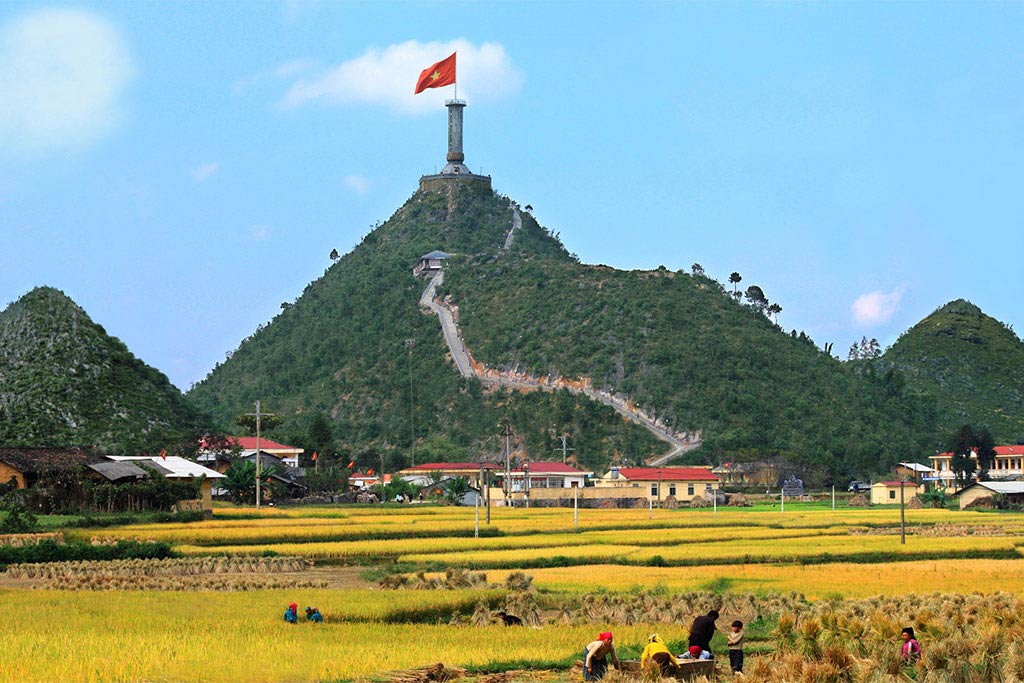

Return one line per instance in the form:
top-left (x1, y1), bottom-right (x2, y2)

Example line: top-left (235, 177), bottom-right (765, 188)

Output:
top-left (929, 445), bottom-right (1024, 490)
top-left (870, 480), bottom-right (921, 505)
top-left (595, 466), bottom-right (719, 503)
top-left (198, 436), bottom-right (304, 468)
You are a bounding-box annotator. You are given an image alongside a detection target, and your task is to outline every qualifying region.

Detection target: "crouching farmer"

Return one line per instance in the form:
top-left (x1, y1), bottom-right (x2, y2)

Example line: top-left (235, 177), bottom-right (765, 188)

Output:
top-left (641, 633), bottom-right (679, 677)
top-left (283, 602), bottom-right (298, 624)
top-left (583, 631), bottom-right (619, 680)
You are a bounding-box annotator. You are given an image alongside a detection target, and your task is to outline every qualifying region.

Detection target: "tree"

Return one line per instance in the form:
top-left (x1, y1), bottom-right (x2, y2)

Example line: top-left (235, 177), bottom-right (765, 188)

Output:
top-left (767, 302), bottom-right (782, 324)
top-left (729, 272), bottom-right (742, 294)
top-left (235, 412), bottom-right (284, 435)
top-left (949, 424), bottom-right (978, 489)
top-left (975, 427), bottom-right (997, 480)
top-left (308, 413), bottom-right (334, 466)
top-left (744, 285), bottom-right (768, 313)
top-left (691, 263), bottom-right (705, 277)
top-left (221, 460), bottom-right (282, 504)
top-left (329, 248), bottom-right (340, 261)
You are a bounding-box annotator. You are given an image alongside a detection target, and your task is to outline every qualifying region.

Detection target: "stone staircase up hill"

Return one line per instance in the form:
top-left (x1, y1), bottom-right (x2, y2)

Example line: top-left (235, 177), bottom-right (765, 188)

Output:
top-left (420, 271), bottom-right (701, 464)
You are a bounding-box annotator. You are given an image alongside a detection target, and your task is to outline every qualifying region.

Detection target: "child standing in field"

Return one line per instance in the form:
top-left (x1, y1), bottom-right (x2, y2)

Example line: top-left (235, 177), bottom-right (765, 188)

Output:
top-left (728, 620), bottom-right (745, 674)
top-left (901, 627), bottom-right (921, 663)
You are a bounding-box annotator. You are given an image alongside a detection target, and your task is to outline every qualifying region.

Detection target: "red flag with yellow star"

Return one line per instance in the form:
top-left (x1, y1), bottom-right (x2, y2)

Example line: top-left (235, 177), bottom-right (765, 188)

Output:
top-left (414, 52), bottom-right (456, 94)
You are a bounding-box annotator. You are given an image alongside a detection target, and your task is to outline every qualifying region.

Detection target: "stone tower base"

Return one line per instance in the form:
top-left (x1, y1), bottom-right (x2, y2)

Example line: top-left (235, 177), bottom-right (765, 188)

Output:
top-left (419, 173), bottom-right (492, 193)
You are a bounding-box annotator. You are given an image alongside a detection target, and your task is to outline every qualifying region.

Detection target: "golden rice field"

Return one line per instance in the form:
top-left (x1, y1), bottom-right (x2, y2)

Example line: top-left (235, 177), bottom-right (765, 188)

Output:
top-left (0, 589), bottom-right (683, 683)
top-left (7, 503), bottom-right (1024, 682)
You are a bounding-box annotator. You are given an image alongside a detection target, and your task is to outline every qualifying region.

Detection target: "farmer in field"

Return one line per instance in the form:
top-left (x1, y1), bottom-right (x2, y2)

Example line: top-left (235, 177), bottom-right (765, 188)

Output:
top-left (640, 633), bottom-right (679, 676)
top-left (305, 606), bottom-right (323, 623)
top-left (688, 609), bottom-right (719, 657)
top-left (284, 602), bottom-right (298, 624)
top-left (583, 631), bottom-right (619, 680)
top-left (901, 627), bottom-right (921, 663)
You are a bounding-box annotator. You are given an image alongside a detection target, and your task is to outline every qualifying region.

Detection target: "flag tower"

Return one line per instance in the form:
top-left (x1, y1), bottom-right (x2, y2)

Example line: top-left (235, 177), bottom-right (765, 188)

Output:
top-left (415, 53), bottom-right (491, 192)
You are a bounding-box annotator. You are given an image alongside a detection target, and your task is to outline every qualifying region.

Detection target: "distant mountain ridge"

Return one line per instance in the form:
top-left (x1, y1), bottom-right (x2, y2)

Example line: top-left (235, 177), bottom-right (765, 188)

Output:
top-left (0, 287), bottom-right (210, 452)
top-left (878, 299), bottom-right (1024, 442)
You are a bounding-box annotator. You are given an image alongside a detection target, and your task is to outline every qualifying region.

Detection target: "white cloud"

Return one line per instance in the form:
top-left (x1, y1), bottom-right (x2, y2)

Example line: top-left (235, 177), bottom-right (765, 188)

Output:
top-left (0, 8), bottom-right (135, 152)
top-left (250, 226), bottom-right (271, 241)
top-left (280, 39), bottom-right (523, 114)
top-left (192, 163), bottom-right (220, 183)
top-left (344, 174), bottom-right (371, 194)
top-left (851, 288), bottom-right (904, 326)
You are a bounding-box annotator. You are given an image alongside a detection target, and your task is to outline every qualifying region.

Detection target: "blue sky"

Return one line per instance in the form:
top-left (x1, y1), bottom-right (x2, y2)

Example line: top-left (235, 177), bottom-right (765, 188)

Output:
top-left (1, 1), bottom-right (1021, 391)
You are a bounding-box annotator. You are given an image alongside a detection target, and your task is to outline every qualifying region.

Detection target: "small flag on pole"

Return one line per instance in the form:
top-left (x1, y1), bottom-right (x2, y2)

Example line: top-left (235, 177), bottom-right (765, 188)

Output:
top-left (312, 451), bottom-right (318, 462)
top-left (347, 461), bottom-right (355, 469)
top-left (414, 52), bottom-right (456, 94)
top-left (160, 449), bottom-right (167, 460)
top-left (367, 468), bottom-right (374, 476)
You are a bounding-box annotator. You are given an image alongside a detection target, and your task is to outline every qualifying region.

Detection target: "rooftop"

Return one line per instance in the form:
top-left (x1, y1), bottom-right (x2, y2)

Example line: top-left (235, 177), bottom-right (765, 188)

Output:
top-left (108, 456), bottom-right (225, 479)
top-left (611, 467), bottom-right (719, 482)
top-left (0, 447), bottom-right (101, 473)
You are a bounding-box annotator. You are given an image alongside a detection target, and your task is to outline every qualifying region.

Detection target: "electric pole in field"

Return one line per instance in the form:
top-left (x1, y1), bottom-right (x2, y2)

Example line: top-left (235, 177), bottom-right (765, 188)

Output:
top-left (553, 434), bottom-right (574, 464)
top-left (244, 400), bottom-right (276, 510)
top-left (501, 418), bottom-right (512, 505)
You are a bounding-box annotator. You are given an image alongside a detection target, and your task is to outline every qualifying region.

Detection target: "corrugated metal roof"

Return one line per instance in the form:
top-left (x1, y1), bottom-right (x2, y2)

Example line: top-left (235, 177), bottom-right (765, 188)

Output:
top-left (964, 481), bottom-right (1024, 495)
top-left (87, 461), bottom-right (149, 481)
top-left (108, 456), bottom-right (225, 479)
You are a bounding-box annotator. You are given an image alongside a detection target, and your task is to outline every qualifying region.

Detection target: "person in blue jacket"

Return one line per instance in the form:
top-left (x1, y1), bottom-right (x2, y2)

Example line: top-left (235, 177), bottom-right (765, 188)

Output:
top-left (305, 606), bottom-right (324, 623)
top-left (284, 602), bottom-right (298, 623)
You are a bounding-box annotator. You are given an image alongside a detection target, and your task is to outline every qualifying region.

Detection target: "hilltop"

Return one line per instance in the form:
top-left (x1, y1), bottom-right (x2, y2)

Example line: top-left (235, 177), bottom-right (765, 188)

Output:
top-left (877, 299), bottom-right (1024, 442)
top-left (187, 182), bottom-right (665, 471)
top-left (0, 287), bottom-right (211, 452)
top-left (188, 180), bottom-right (937, 481)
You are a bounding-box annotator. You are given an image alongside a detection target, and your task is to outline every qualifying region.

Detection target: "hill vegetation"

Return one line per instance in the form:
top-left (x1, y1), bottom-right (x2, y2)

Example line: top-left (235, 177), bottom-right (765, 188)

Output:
top-left (189, 181), bottom-right (944, 481)
top-left (187, 182), bottom-right (664, 471)
top-left (0, 287), bottom-right (211, 452)
top-left (876, 299), bottom-right (1024, 443)
top-left (442, 217), bottom-right (939, 481)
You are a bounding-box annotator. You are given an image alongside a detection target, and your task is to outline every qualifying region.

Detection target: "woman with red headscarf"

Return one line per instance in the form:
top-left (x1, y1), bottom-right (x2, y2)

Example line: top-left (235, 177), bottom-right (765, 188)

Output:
top-left (583, 631), bottom-right (619, 680)
top-left (283, 602), bottom-right (298, 624)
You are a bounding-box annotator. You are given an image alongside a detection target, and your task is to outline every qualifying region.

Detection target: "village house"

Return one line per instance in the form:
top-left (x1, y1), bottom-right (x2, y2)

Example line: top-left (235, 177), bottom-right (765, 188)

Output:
top-left (956, 481), bottom-right (1024, 510)
top-left (197, 436), bottom-right (304, 468)
top-left (0, 447), bottom-right (101, 488)
top-left (108, 456), bottom-right (225, 513)
top-left (499, 462), bottom-right (592, 492)
top-left (711, 461), bottom-right (778, 487)
top-left (893, 462), bottom-right (935, 485)
top-left (412, 250), bottom-right (452, 277)
top-left (870, 480), bottom-right (921, 505)
top-left (595, 466), bottom-right (720, 503)
top-left (929, 445), bottom-right (1024, 490)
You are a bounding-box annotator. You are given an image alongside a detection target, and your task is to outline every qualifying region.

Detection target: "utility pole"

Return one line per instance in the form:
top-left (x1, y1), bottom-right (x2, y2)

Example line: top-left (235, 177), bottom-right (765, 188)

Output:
top-left (900, 473), bottom-right (907, 545)
top-left (501, 418), bottom-right (512, 505)
top-left (244, 400), bottom-right (275, 510)
top-left (406, 338), bottom-right (416, 466)
top-left (553, 435), bottom-right (574, 464)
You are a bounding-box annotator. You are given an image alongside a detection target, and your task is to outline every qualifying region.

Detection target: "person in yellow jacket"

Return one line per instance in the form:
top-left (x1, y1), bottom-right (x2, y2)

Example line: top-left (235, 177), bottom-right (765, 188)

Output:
top-left (640, 633), bottom-right (680, 676)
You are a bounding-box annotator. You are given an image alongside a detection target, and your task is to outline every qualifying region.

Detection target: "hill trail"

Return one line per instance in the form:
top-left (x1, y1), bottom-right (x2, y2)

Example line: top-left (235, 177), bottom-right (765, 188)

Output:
top-left (420, 269), bottom-right (700, 464)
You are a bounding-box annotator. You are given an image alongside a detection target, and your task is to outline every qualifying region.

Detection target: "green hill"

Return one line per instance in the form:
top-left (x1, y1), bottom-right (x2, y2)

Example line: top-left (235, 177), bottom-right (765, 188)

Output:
top-left (0, 287), bottom-right (211, 452)
top-left (877, 299), bottom-right (1024, 443)
top-left (187, 182), bottom-right (665, 471)
top-left (188, 180), bottom-right (938, 481)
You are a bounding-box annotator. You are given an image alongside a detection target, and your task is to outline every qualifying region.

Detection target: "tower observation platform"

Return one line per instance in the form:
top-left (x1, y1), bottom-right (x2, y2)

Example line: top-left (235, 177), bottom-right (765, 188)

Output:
top-left (419, 98), bottom-right (492, 192)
